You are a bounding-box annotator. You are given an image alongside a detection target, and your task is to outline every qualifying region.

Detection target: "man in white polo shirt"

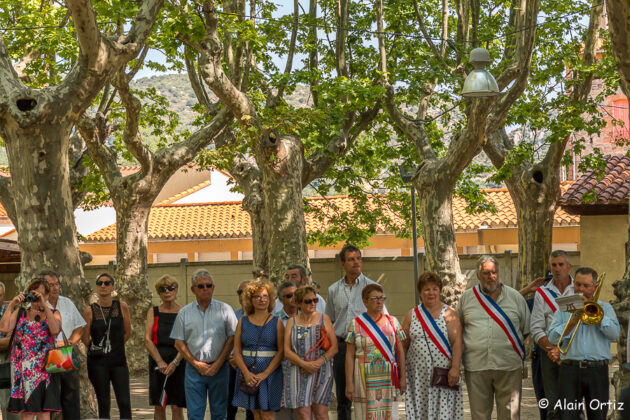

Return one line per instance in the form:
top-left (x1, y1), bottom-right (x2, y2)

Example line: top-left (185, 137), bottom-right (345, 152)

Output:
top-left (41, 269), bottom-right (86, 420)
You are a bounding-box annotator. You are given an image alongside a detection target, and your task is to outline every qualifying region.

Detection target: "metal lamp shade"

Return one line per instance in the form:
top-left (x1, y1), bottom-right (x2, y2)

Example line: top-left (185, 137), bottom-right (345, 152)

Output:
top-left (462, 69), bottom-right (500, 97)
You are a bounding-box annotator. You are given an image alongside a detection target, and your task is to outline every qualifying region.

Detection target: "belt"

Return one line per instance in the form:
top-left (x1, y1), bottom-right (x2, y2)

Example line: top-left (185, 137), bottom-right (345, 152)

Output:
top-left (242, 350), bottom-right (277, 357)
top-left (562, 359), bottom-right (609, 368)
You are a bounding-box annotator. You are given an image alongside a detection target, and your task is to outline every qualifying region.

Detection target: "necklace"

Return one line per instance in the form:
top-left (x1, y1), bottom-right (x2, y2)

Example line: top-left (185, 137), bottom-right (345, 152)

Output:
top-left (298, 313), bottom-right (317, 326)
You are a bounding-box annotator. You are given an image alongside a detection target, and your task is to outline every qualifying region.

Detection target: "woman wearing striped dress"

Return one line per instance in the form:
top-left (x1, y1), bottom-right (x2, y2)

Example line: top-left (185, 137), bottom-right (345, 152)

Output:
top-left (283, 286), bottom-right (337, 420)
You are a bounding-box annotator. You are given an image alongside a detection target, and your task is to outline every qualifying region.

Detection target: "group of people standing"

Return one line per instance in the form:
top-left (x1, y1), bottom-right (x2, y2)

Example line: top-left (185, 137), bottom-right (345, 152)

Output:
top-left (0, 246), bottom-right (621, 420)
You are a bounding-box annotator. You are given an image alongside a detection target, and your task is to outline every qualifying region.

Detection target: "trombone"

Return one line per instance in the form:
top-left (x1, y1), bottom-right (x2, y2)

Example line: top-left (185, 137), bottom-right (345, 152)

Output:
top-left (556, 272), bottom-right (606, 355)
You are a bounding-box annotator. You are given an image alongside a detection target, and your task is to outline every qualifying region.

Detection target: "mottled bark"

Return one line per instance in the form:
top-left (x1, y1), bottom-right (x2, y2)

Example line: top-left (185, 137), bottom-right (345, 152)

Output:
top-left (417, 175), bottom-right (467, 304)
top-left (606, 1), bottom-right (630, 414)
top-left (113, 202), bottom-right (152, 375)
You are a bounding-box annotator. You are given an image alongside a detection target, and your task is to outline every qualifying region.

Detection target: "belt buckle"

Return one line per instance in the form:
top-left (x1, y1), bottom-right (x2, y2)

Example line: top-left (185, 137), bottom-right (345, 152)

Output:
top-left (578, 360), bottom-right (587, 368)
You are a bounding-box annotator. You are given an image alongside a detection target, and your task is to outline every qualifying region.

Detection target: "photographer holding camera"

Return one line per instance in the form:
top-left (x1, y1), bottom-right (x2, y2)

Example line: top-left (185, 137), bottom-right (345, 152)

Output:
top-left (0, 278), bottom-right (62, 419)
top-left (81, 273), bottom-right (132, 420)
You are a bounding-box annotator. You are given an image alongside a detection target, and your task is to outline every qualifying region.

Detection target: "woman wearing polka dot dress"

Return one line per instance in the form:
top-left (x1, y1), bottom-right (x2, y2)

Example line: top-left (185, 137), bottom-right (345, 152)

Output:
top-left (402, 272), bottom-right (463, 420)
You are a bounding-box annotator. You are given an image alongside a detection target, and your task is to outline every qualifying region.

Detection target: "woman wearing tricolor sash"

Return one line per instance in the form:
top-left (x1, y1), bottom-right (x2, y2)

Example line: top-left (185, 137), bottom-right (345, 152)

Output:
top-left (345, 284), bottom-right (405, 420)
top-left (402, 272), bottom-right (463, 420)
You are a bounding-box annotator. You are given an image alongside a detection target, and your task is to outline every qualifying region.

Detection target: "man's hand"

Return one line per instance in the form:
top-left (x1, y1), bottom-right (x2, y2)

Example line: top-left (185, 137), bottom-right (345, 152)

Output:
top-left (228, 355), bottom-right (237, 369)
top-left (547, 347), bottom-right (562, 365)
top-left (206, 361), bottom-right (221, 376)
top-left (193, 360), bottom-right (211, 376)
top-left (520, 277), bottom-right (546, 296)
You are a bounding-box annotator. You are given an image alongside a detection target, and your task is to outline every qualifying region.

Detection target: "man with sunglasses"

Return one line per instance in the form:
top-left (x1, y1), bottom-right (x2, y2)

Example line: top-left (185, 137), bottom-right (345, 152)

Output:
top-left (171, 269), bottom-right (238, 420)
top-left (273, 265), bottom-right (326, 314)
top-left (41, 269), bottom-right (86, 420)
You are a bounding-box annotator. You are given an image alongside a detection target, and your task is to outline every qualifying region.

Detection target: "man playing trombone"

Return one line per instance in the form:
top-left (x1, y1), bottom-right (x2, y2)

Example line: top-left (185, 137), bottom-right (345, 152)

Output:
top-left (548, 267), bottom-right (619, 420)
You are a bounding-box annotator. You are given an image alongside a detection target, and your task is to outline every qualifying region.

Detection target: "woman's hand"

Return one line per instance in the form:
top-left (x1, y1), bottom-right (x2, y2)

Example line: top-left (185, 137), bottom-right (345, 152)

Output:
top-left (10, 293), bottom-right (24, 308)
top-left (300, 359), bottom-right (322, 375)
top-left (243, 370), bottom-right (258, 387)
top-left (448, 366), bottom-right (460, 387)
top-left (252, 371), bottom-right (269, 383)
top-left (345, 383), bottom-right (354, 400)
top-left (163, 362), bottom-right (176, 377)
top-left (35, 290), bottom-right (46, 306)
top-left (156, 359), bottom-right (168, 373)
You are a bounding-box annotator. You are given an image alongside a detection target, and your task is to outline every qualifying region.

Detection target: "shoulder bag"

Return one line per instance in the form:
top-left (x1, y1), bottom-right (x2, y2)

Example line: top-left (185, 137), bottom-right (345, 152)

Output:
top-left (420, 313), bottom-right (459, 391)
top-left (304, 314), bottom-right (331, 360)
top-left (238, 314), bottom-right (272, 396)
top-left (45, 329), bottom-right (81, 373)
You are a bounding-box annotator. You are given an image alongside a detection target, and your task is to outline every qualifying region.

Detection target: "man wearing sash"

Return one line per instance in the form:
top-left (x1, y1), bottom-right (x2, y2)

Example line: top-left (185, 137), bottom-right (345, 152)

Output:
top-left (530, 250), bottom-right (575, 419)
top-left (457, 255), bottom-right (530, 420)
top-left (548, 267), bottom-right (619, 420)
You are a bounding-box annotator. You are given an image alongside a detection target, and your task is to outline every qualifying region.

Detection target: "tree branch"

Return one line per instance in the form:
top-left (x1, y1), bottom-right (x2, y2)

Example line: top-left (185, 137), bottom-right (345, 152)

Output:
top-left (110, 73), bottom-right (153, 171)
top-left (411, 0), bottom-right (452, 71)
top-left (268, 0), bottom-right (299, 107)
top-left (77, 113), bottom-right (122, 189)
top-left (65, 0), bottom-right (100, 68)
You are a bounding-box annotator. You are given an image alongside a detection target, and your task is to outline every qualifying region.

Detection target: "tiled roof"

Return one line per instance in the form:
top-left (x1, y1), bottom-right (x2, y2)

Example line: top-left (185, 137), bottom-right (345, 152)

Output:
top-left (559, 155), bottom-right (630, 213)
top-left (85, 189), bottom-right (580, 242)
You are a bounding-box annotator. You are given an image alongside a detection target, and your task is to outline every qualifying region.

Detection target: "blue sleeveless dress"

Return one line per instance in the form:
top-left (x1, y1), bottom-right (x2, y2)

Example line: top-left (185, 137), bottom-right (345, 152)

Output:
top-left (232, 316), bottom-right (283, 411)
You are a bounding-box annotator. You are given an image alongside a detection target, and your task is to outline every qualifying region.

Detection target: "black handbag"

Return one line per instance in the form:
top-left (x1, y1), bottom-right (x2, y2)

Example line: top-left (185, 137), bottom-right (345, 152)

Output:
top-left (0, 308), bottom-right (23, 389)
top-left (238, 314), bottom-right (271, 396)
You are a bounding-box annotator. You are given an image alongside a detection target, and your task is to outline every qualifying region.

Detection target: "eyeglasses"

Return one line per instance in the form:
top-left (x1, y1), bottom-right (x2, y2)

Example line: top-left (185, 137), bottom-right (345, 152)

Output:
top-left (303, 297), bottom-right (319, 305)
top-left (158, 285), bottom-right (177, 293)
top-left (282, 293), bottom-right (294, 299)
top-left (196, 283), bottom-right (214, 289)
top-left (96, 280), bottom-right (113, 286)
top-left (367, 296), bottom-right (386, 302)
top-left (237, 289), bottom-right (244, 295)
top-left (252, 294), bottom-right (269, 301)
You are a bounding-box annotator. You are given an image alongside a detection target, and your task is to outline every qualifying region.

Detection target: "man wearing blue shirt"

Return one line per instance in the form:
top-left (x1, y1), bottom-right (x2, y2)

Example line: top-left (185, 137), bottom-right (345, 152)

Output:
top-left (172, 269), bottom-right (238, 420)
top-left (548, 267), bottom-right (620, 420)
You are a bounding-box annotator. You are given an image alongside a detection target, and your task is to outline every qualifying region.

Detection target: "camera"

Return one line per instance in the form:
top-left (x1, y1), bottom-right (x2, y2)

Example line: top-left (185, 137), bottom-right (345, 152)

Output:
top-left (24, 293), bottom-right (38, 303)
top-left (544, 270), bottom-right (553, 281)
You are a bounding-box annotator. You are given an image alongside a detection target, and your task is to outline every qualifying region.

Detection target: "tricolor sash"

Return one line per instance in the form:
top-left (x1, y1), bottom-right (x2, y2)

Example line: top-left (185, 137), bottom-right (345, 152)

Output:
top-left (355, 313), bottom-right (399, 388)
top-left (414, 304), bottom-right (452, 360)
top-left (472, 284), bottom-right (525, 360)
top-left (536, 286), bottom-right (559, 313)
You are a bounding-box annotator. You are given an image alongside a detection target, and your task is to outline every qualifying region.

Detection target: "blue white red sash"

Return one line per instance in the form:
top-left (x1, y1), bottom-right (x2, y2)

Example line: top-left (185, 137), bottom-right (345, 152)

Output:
top-left (536, 286), bottom-right (559, 313)
top-left (414, 304), bottom-right (452, 360)
top-left (355, 313), bottom-right (399, 388)
top-left (472, 285), bottom-right (525, 360)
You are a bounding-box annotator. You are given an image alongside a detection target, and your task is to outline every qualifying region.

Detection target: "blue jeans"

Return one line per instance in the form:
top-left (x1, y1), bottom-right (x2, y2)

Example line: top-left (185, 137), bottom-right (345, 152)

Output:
top-left (185, 362), bottom-right (229, 420)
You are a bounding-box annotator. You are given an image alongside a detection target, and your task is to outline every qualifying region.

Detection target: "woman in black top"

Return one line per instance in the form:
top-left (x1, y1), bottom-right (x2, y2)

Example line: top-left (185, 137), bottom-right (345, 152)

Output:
top-left (81, 273), bottom-right (132, 419)
top-left (144, 275), bottom-right (185, 420)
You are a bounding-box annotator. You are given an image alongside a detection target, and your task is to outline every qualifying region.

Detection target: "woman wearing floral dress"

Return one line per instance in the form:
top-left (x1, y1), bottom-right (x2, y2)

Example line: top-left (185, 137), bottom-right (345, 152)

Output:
top-left (0, 278), bottom-right (62, 420)
top-left (402, 272), bottom-right (463, 420)
top-left (345, 284), bottom-right (406, 420)
top-left (283, 286), bottom-right (337, 420)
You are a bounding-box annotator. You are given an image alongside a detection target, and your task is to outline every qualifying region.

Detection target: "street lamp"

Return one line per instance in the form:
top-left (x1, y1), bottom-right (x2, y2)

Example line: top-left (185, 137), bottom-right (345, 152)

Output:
top-left (399, 165), bottom-right (420, 306)
top-left (462, 47), bottom-right (499, 97)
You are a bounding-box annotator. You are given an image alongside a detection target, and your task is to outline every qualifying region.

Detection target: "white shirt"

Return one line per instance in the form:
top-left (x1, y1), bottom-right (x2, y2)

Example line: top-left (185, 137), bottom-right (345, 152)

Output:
top-left (48, 295), bottom-right (86, 342)
top-left (272, 293), bottom-right (326, 315)
top-left (325, 273), bottom-right (387, 338)
top-left (529, 277), bottom-right (574, 344)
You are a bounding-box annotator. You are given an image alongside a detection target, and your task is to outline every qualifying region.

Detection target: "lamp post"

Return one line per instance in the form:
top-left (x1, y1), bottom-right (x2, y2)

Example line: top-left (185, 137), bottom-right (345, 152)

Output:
top-left (399, 166), bottom-right (420, 306)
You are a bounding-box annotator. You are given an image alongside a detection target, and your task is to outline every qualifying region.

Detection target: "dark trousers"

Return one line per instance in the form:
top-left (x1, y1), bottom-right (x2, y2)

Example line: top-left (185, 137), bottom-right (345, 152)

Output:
top-left (619, 383), bottom-right (630, 419)
top-left (532, 345), bottom-right (547, 419)
top-left (57, 370), bottom-right (81, 420)
top-left (334, 337), bottom-right (351, 420)
top-left (87, 362), bottom-right (132, 419)
top-left (558, 362), bottom-right (608, 420)
top-left (541, 351), bottom-right (562, 420)
top-left (227, 365), bottom-right (253, 420)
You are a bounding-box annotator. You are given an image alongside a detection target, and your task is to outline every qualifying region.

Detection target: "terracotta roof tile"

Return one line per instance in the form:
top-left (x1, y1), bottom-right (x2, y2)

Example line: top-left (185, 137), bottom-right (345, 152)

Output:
top-left (559, 155), bottom-right (630, 210)
top-left (85, 189), bottom-right (580, 242)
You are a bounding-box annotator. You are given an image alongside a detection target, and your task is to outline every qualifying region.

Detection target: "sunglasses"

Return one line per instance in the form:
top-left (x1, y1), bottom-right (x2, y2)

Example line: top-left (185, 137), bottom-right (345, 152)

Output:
top-left (196, 283), bottom-right (214, 289)
top-left (303, 297), bottom-right (319, 305)
top-left (96, 280), bottom-right (113, 286)
top-left (237, 289), bottom-right (244, 295)
top-left (252, 294), bottom-right (269, 301)
top-left (367, 296), bottom-right (386, 302)
top-left (159, 285), bottom-right (177, 293)
top-left (282, 293), bottom-right (294, 299)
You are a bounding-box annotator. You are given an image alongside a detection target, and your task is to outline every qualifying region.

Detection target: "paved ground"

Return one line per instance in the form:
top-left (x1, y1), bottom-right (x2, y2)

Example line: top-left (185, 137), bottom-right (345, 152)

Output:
top-left (112, 373), bottom-right (543, 419)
